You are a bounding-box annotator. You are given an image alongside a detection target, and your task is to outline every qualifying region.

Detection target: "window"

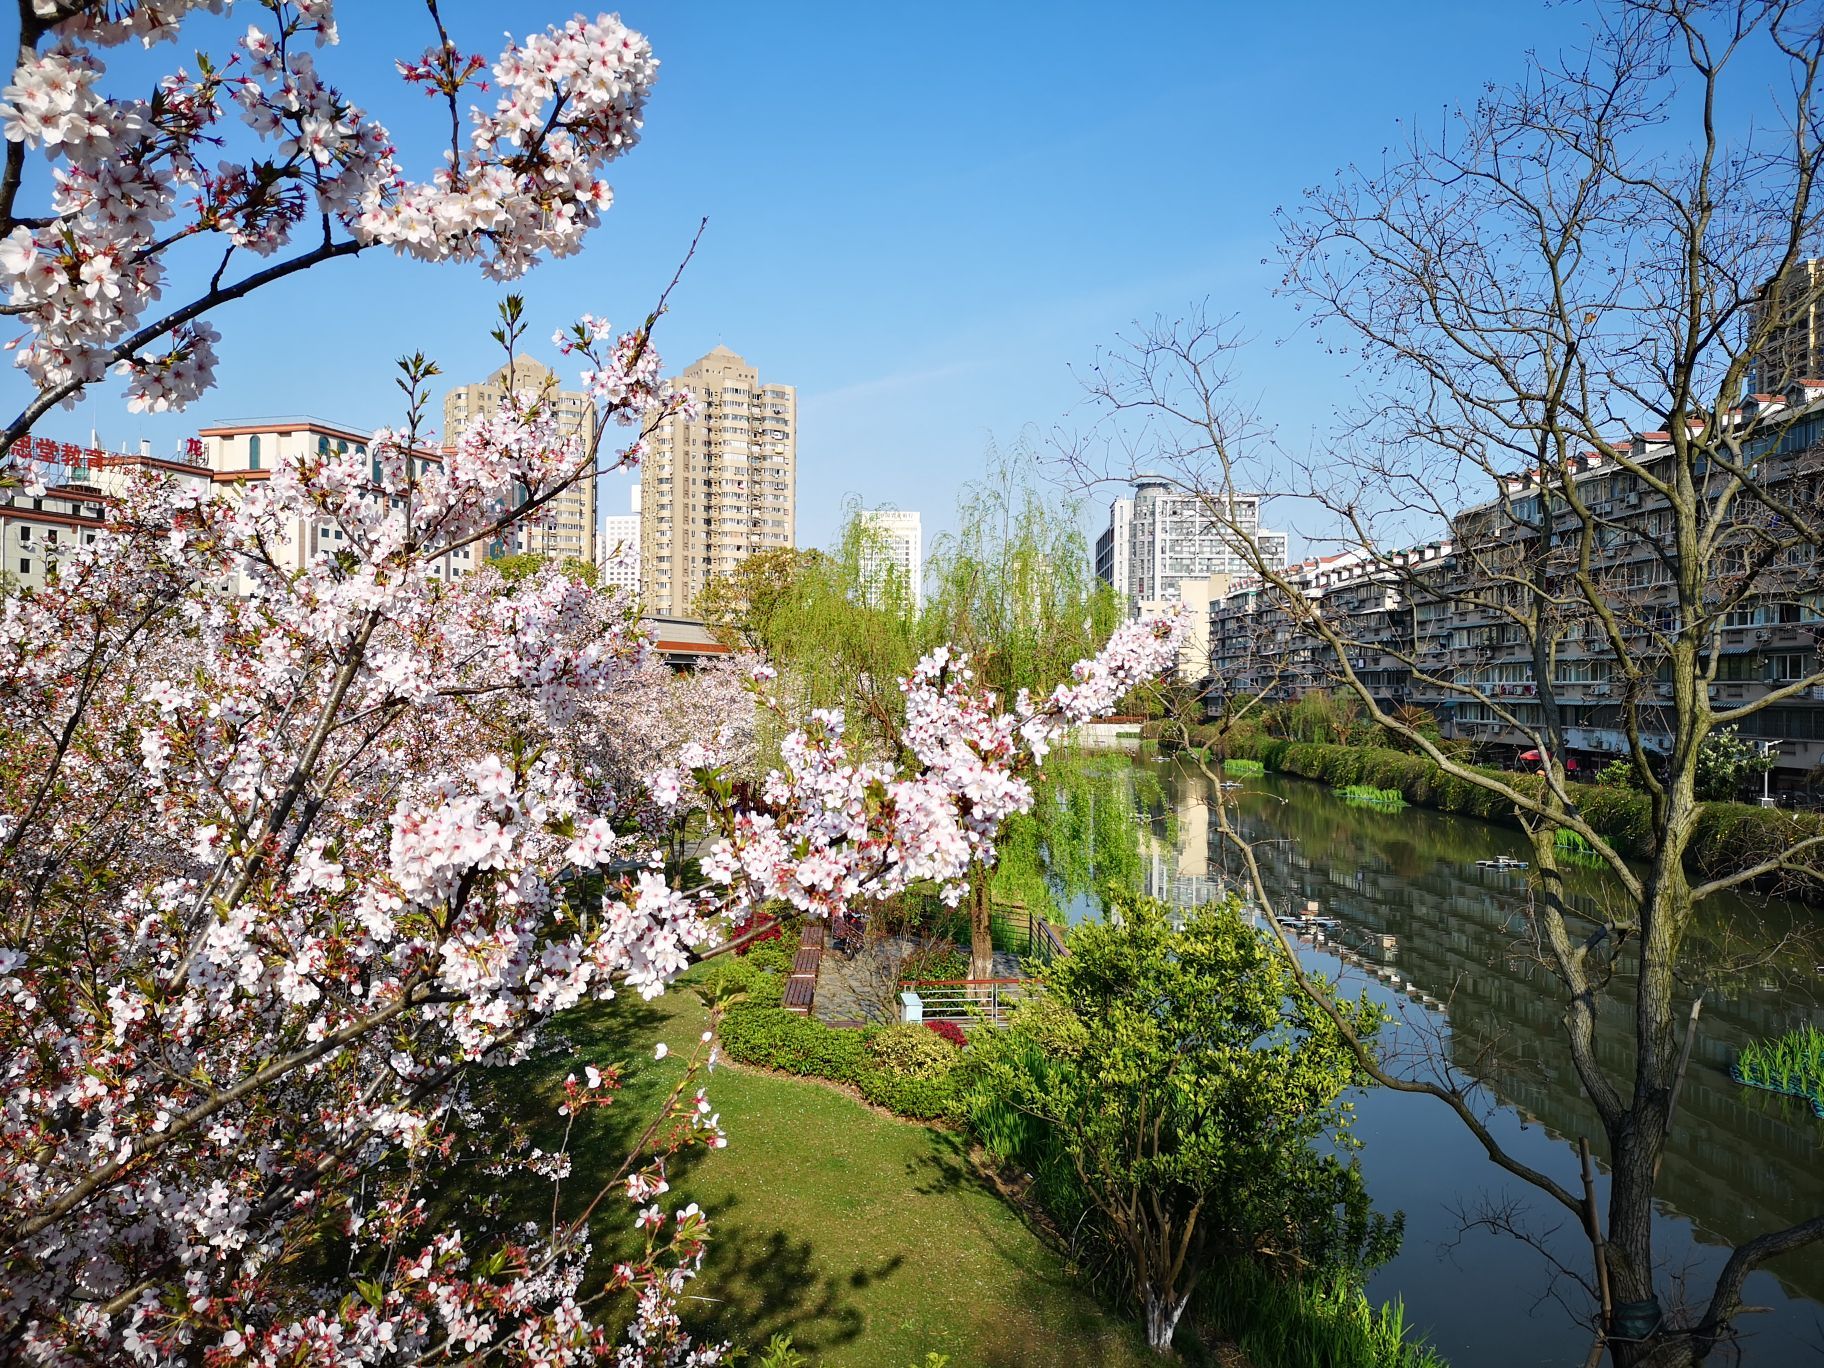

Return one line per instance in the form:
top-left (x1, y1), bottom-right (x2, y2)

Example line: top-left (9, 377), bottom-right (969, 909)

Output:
top-left (18, 558), bottom-right (28, 575)
top-left (248, 434), bottom-right (261, 470)
top-left (1769, 653), bottom-right (1807, 682)
top-left (317, 435), bottom-right (330, 455)
top-left (18, 527), bottom-right (29, 543)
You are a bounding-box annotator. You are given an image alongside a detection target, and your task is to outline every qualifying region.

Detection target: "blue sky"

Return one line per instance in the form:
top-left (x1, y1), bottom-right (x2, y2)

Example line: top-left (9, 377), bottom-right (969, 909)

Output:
top-left (5, 1), bottom-right (1615, 553)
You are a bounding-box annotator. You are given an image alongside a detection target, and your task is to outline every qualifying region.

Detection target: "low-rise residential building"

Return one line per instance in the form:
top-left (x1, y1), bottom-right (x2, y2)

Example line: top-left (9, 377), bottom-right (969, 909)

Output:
top-left (197, 417), bottom-right (481, 590)
top-left (2, 436), bottom-right (214, 590)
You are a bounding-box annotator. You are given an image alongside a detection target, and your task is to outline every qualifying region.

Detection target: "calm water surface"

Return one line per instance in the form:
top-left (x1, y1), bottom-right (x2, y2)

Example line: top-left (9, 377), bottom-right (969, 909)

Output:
top-left (1073, 757), bottom-right (1824, 1367)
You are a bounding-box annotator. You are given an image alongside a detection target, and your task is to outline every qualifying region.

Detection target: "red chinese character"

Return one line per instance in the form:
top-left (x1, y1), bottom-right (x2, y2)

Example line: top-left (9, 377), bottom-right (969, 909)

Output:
top-left (58, 442), bottom-right (80, 464)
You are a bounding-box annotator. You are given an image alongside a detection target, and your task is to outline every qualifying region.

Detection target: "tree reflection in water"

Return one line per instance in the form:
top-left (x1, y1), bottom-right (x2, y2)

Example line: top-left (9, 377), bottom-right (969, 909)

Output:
top-left (1047, 753), bottom-right (1824, 1368)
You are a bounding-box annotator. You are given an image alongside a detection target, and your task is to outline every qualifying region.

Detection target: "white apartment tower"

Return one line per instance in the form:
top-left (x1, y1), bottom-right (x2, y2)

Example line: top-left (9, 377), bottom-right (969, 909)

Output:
top-left (1109, 476), bottom-right (1287, 611)
top-left (441, 357), bottom-right (598, 565)
top-left (599, 481), bottom-right (641, 598)
top-left (643, 346), bottom-right (796, 617)
top-left (857, 508), bottom-right (923, 610)
top-left (1094, 495), bottom-right (1133, 601)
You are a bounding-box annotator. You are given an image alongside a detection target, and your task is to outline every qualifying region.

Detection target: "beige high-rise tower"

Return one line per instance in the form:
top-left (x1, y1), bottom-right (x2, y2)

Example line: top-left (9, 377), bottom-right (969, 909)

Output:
top-left (643, 345), bottom-right (796, 616)
top-left (441, 357), bottom-right (598, 565)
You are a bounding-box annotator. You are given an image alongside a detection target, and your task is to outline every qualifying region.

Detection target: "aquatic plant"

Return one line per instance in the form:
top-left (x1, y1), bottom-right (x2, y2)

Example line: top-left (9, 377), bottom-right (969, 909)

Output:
top-left (1336, 785), bottom-right (1407, 807)
top-left (1225, 757), bottom-right (1267, 777)
top-left (1732, 1024), bottom-right (1824, 1118)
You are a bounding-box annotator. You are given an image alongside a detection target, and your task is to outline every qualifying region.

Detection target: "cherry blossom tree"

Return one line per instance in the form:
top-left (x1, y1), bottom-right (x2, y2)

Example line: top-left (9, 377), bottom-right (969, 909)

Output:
top-left (0, 7), bottom-right (1187, 1362)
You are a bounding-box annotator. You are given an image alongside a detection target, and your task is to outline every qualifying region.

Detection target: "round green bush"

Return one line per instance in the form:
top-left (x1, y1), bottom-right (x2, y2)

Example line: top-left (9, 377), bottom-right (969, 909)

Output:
top-left (867, 1022), bottom-right (960, 1078)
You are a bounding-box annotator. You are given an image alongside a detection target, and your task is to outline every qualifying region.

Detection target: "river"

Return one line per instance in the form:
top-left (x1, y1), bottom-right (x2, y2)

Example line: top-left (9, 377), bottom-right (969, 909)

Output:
top-left (1070, 756), bottom-right (1824, 1366)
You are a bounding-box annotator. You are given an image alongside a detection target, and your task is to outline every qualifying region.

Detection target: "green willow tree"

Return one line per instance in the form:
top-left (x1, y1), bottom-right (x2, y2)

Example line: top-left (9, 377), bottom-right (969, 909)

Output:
top-left (924, 442), bottom-right (1126, 976)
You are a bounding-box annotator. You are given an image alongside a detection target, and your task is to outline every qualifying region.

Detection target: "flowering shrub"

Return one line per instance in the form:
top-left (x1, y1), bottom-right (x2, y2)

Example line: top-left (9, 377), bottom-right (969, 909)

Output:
top-left (925, 1020), bottom-right (968, 1047)
top-left (730, 911), bottom-right (783, 956)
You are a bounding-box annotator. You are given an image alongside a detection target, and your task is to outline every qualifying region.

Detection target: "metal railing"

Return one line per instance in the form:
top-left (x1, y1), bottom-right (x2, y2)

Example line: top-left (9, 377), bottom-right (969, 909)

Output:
top-left (989, 899), bottom-right (1069, 966)
top-left (898, 978), bottom-right (1035, 1028)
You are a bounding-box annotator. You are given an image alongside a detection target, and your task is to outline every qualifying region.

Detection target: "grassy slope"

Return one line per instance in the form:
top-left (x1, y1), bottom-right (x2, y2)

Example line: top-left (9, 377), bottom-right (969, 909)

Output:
top-left (497, 971), bottom-right (1153, 1368)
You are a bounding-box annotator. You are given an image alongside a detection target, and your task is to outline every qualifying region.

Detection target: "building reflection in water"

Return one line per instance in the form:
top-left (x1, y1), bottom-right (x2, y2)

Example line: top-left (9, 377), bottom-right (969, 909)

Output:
top-left (1080, 758), bottom-right (1824, 1327)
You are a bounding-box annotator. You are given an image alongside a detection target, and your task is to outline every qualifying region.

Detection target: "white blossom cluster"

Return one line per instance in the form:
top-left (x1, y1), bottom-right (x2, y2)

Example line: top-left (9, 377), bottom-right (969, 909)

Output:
top-left (0, 3), bottom-right (656, 418)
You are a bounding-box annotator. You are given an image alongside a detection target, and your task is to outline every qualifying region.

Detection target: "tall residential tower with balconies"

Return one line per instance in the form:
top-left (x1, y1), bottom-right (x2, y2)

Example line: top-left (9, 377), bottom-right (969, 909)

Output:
top-left (441, 357), bottom-right (598, 566)
top-left (642, 346), bottom-right (796, 616)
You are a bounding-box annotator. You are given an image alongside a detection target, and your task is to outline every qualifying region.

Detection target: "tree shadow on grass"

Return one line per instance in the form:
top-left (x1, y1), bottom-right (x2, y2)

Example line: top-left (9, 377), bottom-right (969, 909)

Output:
top-left (683, 1191), bottom-right (898, 1356)
top-left (901, 1133), bottom-right (1154, 1367)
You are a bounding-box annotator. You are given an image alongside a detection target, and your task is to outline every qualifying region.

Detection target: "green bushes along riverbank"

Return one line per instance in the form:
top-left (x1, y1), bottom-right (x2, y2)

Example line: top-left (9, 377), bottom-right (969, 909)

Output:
top-left (1197, 731), bottom-right (1824, 896)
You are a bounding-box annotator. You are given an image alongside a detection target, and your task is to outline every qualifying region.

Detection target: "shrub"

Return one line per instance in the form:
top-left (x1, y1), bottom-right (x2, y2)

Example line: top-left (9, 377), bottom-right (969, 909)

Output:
top-left (868, 1022), bottom-right (959, 1077)
top-left (857, 1067), bottom-right (958, 1119)
top-left (731, 911), bottom-right (782, 955)
top-left (925, 1019), bottom-right (967, 1046)
top-left (1220, 733), bottom-right (1824, 893)
top-left (718, 1006), bottom-right (869, 1081)
top-left (743, 935), bottom-right (797, 978)
top-left (695, 957), bottom-right (780, 1008)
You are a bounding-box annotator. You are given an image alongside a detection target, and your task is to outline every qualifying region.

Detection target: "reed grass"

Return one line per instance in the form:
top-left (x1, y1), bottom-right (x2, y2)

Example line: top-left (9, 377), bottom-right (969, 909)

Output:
top-left (1197, 1259), bottom-right (1447, 1367)
top-left (1335, 784), bottom-right (1407, 807)
top-left (1732, 1023), bottom-right (1824, 1117)
top-left (1224, 758), bottom-right (1266, 777)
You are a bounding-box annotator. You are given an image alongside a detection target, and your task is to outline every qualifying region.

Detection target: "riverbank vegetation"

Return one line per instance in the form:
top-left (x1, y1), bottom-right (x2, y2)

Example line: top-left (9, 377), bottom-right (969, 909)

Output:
top-left (1732, 1025), bottom-right (1824, 1119)
top-left (958, 895), bottom-right (1436, 1363)
top-left (1195, 728), bottom-right (1824, 901)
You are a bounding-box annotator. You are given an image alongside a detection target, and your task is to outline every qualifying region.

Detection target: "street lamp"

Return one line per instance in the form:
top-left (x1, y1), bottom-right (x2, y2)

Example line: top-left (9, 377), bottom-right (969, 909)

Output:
top-left (1759, 739), bottom-right (1780, 809)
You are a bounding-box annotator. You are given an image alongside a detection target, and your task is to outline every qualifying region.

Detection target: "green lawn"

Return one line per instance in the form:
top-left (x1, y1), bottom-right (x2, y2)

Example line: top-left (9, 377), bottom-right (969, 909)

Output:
top-left (493, 971), bottom-right (1154, 1368)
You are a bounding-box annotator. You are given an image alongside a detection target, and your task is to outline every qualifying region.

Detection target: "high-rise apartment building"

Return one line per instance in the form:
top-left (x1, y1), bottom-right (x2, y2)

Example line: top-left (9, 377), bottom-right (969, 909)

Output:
top-left (599, 482), bottom-right (641, 598)
top-left (1747, 258), bottom-right (1824, 391)
top-left (1101, 476), bottom-right (1286, 613)
top-left (1094, 495), bottom-right (1133, 600)
top-left (856, 508), bottom-right (922, 609)
top-left (441, 357), bottom-right (598, 565)
top-left (642, 346), bottom-right (795, 616)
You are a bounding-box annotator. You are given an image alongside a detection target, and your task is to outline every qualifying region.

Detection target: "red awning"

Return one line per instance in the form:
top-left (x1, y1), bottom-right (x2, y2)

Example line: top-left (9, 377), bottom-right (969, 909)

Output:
top-left (1520, 749), bottom-right (1543, 761)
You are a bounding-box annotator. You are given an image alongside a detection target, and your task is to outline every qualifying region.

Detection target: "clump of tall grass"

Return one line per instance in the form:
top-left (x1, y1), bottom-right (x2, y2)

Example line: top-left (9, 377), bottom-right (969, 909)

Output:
top-left (1732, 1024), bottom-right (1824, 1118)
top-left (1336, 784), bottom-right (1407, 807)
top-left (1198, 1259), bottom-right (1448, 1368)
top-left (1551, 826), bottom-right (1606, 868)
top-left (1225, 758), bottom-right (1266, 777)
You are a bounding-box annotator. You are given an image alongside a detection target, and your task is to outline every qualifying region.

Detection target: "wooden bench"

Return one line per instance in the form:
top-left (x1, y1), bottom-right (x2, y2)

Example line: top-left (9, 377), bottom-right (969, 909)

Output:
top-left (791, 947), bottom-right (822, 977)
top-left (781, 975), bottom-right (815, 1014)
top-left (799, 923), bottom-right (825, 949)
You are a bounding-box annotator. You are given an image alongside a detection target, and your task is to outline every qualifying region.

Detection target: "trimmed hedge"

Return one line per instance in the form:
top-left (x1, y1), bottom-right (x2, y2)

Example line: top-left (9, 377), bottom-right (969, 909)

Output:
top-left (709, 952), bottom-right (965, 1122)
top-left (717, 1004), bottom-right (962, 1120)
top-left (1217, 734), bottom-right (1824, 894)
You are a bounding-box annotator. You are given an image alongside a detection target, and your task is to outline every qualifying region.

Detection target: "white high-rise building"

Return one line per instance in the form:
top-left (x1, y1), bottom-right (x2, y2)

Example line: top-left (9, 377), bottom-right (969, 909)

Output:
top-left (599, 482), bottom-right (640, 598)
top-left (1102, 476), bottom-right (1286, 613)
top-left (856, 508), bottom-right (922, 609)
top-left (1094, 495), bottom-right (1132, 601)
